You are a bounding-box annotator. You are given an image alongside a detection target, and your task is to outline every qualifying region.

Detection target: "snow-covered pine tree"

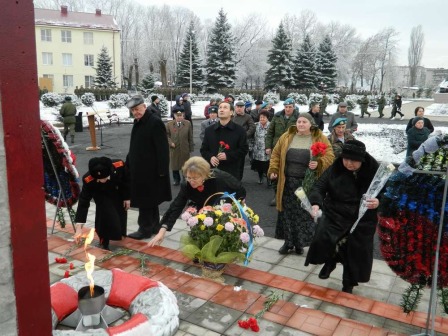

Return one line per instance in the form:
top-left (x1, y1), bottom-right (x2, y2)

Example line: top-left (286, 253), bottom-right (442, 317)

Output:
top-left (93, 46), bottom-right (117, 88)
top-left (293, 34), bottom-right (318, 90)
top-left (138, 73), bottom-right (156, 96)
top-left (176, 21), bottom-right (204, 89)
top-left (316, 36), bottom-right (338, 91)
top-left (264, 22), bottom-right (295, 90)
top-left (205, 9), bottom-right (237, 92)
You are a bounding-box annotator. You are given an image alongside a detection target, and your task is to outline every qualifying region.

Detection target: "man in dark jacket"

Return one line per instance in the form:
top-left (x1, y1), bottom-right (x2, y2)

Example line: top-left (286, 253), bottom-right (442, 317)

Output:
top-left (149, 95), bottom-right (161, 117)
top-left (60, 96), bottom-right (77, 144)
top-left (181, 93), bottom-right (193, 129)
top-left (126, 95), bottom-right (172, 239)
top-left (308, 101), bottom-right (324, 131)
top-left (74, 157), bottom-right (130, 250)
top-left (201, 101), bottom-right (248, 180)
top-left (171, 95), bottom-right (184, 118)
top-left (233, 100), bottom-right (256, 179)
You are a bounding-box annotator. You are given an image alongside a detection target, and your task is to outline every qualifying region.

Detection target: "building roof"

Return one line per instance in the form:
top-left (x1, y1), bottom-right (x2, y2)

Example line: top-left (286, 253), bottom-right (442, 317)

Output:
top-left (35, 7), bottom-right (119, 31)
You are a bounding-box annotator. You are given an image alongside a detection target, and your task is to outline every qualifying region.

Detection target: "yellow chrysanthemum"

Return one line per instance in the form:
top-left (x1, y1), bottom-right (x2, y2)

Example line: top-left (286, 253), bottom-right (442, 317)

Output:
top-left (216, 224), bottom-right (224, 231)
top-left (214, 210), bottom-right (222, 217)
top-left (200, 225), bottom-right (206, 231)
top-left (246, 207), bottom-right (254, 215)
top-left (253, 215), bottom-right (259, 223)
top-left (197, 214), bottom-right (206, 221)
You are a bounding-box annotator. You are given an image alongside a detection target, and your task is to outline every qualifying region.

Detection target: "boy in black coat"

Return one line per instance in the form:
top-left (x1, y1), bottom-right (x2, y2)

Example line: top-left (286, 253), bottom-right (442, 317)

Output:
top-left (74, 157), bottom-right (130, 250)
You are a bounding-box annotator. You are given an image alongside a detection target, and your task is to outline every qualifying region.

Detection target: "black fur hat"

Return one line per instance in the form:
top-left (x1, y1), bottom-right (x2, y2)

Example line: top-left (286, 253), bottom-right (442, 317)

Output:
top-left (88, 157), bottom-right (112, 179)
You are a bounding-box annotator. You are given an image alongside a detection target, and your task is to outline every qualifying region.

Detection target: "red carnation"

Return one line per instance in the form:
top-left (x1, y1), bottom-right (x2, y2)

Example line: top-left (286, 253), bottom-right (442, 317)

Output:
top-left (225, 144), bottom-right (230, 150)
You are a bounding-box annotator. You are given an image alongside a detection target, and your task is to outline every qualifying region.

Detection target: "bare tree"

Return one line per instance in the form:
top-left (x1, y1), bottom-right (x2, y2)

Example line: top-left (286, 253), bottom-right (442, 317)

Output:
top-left (233, 14), bottom-right (267, 65)
top-left (376, 27), bottom-right (399, 92)
top-left (408, 25), bottom-right (424, 86)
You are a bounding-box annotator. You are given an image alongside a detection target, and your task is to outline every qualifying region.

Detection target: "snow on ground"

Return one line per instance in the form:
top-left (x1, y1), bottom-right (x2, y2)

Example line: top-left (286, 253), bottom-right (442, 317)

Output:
top-left (40, 99), bottom-right (448, 165)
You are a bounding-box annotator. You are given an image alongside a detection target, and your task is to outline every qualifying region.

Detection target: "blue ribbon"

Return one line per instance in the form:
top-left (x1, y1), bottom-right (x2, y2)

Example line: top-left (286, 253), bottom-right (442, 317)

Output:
top-left (221, 192), bottom-right (254, 266)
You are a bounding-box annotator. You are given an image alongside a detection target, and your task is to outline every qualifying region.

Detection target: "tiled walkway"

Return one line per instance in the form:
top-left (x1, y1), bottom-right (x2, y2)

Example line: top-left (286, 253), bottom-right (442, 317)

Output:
top-left (47, 204), bottom-right (448, 335)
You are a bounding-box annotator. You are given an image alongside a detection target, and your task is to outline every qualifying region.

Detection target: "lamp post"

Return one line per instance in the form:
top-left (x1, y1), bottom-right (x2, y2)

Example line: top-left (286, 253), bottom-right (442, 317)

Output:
top-left (189, 30), bottom-right (194, 95)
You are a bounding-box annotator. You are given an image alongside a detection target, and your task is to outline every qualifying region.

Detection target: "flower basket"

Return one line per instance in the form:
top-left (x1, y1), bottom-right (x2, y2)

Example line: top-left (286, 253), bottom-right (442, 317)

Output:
top-left (180, 193), bottom-right (263, 281)
top-left (201, 262), bottom-right (227, 283)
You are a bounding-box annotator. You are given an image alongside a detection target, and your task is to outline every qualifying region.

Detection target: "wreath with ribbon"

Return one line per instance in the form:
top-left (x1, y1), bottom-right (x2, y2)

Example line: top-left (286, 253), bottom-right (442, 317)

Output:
top-left (41, 120), bottom-right (80, 209)
top-left (378, 134), bottom-right (448, 313)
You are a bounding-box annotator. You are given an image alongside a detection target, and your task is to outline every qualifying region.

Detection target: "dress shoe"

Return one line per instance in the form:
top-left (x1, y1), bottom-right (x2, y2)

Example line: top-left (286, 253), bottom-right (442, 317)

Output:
top-left (318, 261), bottom-right (336, 279)
top-left (342, 286), bottom-right (353, 294)
top-left (295, 247), bottom-right (304, 255)
top-left (128, 231), bottom-right (151, 240)
top-left (278, 242), bottom-right (295, 255)
top-left (269, 198), bottom-right (276, 206)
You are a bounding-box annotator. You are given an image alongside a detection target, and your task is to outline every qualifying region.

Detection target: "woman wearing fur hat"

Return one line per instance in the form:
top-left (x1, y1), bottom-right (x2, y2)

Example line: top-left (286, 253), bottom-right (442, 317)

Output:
top-left (268, 113), bottom-right (334, 255)
top-left (406, 117), bottom-right (430, 157)
top-left (74, 157), bottom-right (130, 250)
top-left (305, 140), bottom-right (380, 294)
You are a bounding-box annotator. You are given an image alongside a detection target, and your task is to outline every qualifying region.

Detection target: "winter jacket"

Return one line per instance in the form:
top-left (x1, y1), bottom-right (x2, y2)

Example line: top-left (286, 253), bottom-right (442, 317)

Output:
top-left (405, 117), bottom-right (434, 133)
top-left (268, 125), bottom-right (334, 211)
top-left (232, 113), bottom-right (256, 139)
top-left (406, 126), bottom-right (430, 157)
top-left (265, 109), bottom-right (299, 150)
top-left (59, 102), bottom-right (77, 124)
top-left (305, 153), bottom-right (379, 283)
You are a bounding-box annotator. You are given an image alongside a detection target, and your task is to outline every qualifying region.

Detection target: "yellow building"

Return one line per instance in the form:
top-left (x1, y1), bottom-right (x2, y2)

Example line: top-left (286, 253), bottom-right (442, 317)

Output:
top-left (35, 6), bottom-right (121, 94)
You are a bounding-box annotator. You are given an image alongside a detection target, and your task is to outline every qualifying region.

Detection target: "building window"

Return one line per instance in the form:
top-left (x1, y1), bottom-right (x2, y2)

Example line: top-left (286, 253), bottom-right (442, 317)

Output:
top-left (85, 75), bottom-right (95, 88)
top-left (83, 32), bottom-right (93, 44)
top-left (63, 75), bottom-right (73, 87)
top-left (61, 30), bottom-right (72, 43)
top-left (42, 52), bottom-right (53, 65)
top-left (62, 53), bottom-right (73, 66)
top-left (84, 54), bottom-right (94, 66)
top-left (41, 29), bottom-right (51, 42)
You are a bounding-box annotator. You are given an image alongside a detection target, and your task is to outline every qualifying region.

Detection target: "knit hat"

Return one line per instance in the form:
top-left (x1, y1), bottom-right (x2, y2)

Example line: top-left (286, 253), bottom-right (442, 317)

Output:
top-left (245, 101), bottom-right (253, 108)
top-left (332, 117), bottom-right (347, 127)
top-left (88, 157), bottom-right (112, 179)
top-left (151, 95), bottom-right (159, 102)
top-left (412, 117), bottom-right (424, 126)
top-left (126, 95), bottom-right (144, 109)
top-left (341, 140), bottom-right (366, 162)
top-left (298, 113), bottom-right (317, 127)
top-left (283, 98), bottom-right (295, 106)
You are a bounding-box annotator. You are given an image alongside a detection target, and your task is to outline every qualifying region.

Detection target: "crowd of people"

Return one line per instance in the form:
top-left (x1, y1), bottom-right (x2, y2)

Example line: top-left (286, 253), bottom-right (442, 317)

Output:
top-left (72, 92), bottom-right (434, 294)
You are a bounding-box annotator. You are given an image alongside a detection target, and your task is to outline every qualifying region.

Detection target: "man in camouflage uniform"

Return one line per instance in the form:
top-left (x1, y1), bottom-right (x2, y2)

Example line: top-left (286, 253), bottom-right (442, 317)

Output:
top-left (327, 118), bottom-right (355, 158)
top-left (320, 92), bottom-right (330, 117)
top-left (377, 93), bottom-right (386, 118)
top-left (59, 96), bottom-right (77, 144)
top-left (359, 94), bottom-right (371, 118)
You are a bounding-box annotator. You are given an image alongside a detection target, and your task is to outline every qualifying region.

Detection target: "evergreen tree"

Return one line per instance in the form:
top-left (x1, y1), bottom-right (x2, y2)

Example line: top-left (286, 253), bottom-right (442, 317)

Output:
top-left (176, 21), bottom-right (204, 89)
top-left (264, 22), bottom-right (295, 90)
top-left (293, 34), bottom-right (318, 90)
top-left (93, 46), bottom-right (117, 88)
top-left (138, 73), bottom-right (155, 96)
top-left (316, 36), bottom-right (338, 91)
top-left (205, 9), bottom-right (237, 92)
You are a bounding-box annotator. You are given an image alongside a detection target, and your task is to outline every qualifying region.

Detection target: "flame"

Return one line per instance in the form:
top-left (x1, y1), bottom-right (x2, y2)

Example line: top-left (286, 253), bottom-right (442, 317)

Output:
top-left (84, 228), bottom-right (95, 250)
top-left (85, 252), bottom-right (96, 297)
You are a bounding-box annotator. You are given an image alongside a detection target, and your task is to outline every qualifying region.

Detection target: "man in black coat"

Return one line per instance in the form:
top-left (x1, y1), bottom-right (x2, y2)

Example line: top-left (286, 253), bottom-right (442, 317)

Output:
top-left (308, 101), bottom-right (324, 131)
top-left (125, 95), bottom-right (172, 239)
top-left (149, 95), bottom-right (161, 117)
top-left (200, 101), bottom-right (248, 180)
top-left (74, 157), bottom-right (130, 250)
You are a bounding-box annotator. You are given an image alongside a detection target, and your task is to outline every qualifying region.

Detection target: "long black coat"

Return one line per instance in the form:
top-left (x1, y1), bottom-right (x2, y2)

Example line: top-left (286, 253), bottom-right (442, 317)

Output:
top-left (126, 109), bottom-right (172, 208)
top-left (200, 120), bottom-right (248, 179)
top-left (406, 126), bottom-right (430, 157)
top-left (160, 169), bottom-right (246, 230)
top-left (75, 160), bottom-right (130, 240)
top-left (305, 153), bottom-right (379, 283)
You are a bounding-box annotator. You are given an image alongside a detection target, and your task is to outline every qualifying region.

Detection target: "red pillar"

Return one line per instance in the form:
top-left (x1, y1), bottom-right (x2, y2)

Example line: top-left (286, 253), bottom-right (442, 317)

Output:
top-left (0, 1), bottom-right (52, 334)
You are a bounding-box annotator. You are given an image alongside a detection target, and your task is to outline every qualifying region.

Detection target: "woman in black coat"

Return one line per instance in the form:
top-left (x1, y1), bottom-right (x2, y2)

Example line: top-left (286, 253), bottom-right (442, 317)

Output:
top-left (147, 156), bottom-right (246, 247)
top-left (406, 116), bottom-right (430, 157)
top-left (305, 140), bottom-right (380, 294)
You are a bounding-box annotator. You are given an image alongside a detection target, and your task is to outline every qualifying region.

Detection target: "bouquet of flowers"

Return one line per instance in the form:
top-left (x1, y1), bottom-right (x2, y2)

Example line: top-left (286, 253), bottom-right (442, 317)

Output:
top-left (180, 199), bottom-right (263, 266)
top-left (301, 142), bottom-right (328, 193)
top-left (218, 140), bottom-right (230, 153)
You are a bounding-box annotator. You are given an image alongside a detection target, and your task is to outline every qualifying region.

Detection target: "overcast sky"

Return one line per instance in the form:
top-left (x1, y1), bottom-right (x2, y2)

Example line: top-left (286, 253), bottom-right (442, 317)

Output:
top-left (138, 0), bottom-right (447, 69)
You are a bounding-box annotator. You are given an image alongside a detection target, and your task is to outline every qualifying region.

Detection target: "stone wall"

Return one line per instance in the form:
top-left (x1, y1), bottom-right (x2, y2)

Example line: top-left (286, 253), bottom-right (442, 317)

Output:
top-left (0, 105), bottom-right (17, 335)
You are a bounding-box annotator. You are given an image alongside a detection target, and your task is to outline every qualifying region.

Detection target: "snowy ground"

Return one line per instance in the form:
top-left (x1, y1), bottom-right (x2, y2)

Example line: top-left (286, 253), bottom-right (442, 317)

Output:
top-left (41, 99), bottom-right (448, 165)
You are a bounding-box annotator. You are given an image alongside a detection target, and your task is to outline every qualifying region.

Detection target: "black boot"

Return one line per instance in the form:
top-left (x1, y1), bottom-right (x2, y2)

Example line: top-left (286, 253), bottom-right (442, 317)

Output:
top-left (278, 242), bottom-right (294, 255)
top-left (342, 286), bottom-right (353, 294)
top-left (318, 260), bottom-right (337, 279)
